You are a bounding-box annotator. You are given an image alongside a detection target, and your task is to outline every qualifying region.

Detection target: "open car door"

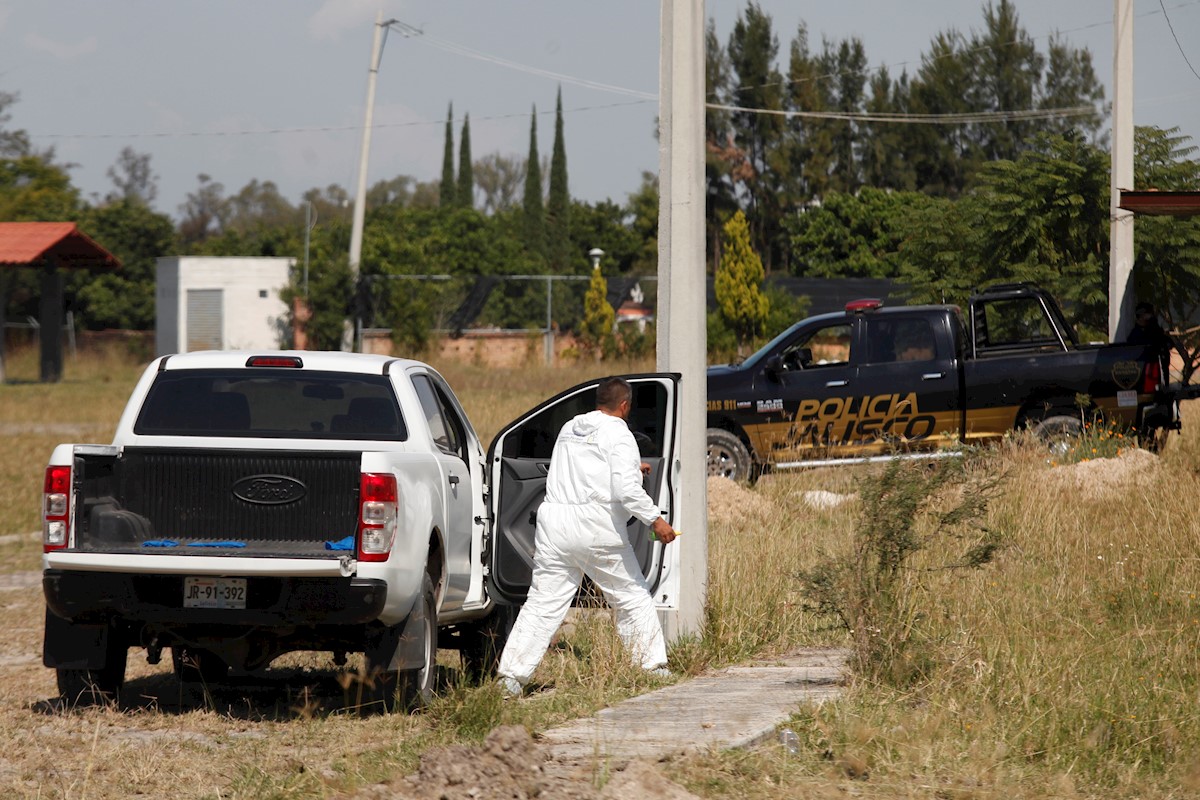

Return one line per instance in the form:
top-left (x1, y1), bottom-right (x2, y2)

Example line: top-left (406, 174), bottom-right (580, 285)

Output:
top-left (486, 373), bottom-right (680, 606)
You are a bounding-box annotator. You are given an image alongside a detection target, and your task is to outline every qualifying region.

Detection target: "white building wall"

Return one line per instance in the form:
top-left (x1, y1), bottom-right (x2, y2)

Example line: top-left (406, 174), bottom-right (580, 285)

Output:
top-left (155, 259), bottom-right (179, 355)
top-left (155, 256), bottom-right (292, 356)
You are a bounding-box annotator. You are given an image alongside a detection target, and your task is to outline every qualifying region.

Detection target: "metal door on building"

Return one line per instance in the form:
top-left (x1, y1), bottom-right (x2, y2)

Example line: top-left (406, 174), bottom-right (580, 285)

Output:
top-left (186, 289), bottom-right (223, 352)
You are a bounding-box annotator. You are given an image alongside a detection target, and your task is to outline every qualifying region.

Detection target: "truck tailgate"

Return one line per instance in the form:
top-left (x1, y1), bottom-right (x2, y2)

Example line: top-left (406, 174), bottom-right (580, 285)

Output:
top-left (75, 447), bottom-right (361, 557)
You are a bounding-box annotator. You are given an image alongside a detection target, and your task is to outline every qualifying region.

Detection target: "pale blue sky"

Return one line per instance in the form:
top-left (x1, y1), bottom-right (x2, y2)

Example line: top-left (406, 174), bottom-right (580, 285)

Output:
top-left (2, 1), bottom-right (1199, 218)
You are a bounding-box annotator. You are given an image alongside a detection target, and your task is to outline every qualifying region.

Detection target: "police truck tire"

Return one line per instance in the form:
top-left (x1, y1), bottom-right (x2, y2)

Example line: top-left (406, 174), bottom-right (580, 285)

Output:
top-left (707, 428), bottom-right (753, 481)
top-left (1030, 412), bottom-right (1082, 456)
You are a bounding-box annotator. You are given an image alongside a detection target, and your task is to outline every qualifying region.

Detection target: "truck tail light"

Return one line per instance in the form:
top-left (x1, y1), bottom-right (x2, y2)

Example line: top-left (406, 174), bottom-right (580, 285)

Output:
top-left (358, 472), bottom-right (398, 562)
top-left (43, 465), bottom-right (71, 552)
top-left (1143, 360), bottom-right (1162, 394)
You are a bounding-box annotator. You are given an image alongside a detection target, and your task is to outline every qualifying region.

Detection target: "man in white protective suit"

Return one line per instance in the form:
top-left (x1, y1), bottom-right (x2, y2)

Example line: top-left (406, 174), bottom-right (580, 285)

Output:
top-left (496, 377), bottom-right (678, 697)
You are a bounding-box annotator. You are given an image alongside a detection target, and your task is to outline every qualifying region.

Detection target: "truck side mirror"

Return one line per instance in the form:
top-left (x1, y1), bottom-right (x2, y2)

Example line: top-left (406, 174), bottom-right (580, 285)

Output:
top-left (765, 354), bottom-right (786, 379)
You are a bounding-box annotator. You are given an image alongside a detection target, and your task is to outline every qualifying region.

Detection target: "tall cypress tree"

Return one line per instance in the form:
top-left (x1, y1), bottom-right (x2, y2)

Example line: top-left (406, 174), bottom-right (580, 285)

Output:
top-left (523, 106), bottom-right (545, 259)
top-left (440, 103), bottom-right (455, 208)
top-left (457, 114), bottom-right (473, 209)
top-left (547, 87), bottom-right (570, 271)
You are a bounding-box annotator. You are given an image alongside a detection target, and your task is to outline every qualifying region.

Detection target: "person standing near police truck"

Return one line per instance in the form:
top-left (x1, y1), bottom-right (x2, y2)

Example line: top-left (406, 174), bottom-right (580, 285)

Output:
top-left (496, 377), bottom-right (678, 697)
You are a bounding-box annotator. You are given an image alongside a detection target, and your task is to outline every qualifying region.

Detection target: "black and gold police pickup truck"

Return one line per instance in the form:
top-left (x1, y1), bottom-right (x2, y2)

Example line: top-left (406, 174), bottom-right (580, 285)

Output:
top-left (706, 283), bottom-right (1179, 479)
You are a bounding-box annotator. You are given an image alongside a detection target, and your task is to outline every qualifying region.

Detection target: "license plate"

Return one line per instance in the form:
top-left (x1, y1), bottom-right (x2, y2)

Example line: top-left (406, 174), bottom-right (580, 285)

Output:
top-left (183, 577), bottom-right (247, 609)
top-left (1117, 390), bottom-right (1137, 408)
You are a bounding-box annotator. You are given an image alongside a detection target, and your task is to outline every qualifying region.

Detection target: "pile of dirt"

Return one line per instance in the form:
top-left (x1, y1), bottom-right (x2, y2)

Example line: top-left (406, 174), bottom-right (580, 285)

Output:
top-left (347, 726), bottom-right (698, 800)
top-left (1051, 447), bottom-right (1161, 498)
top-left (706, 476), bottom-right (780, 526)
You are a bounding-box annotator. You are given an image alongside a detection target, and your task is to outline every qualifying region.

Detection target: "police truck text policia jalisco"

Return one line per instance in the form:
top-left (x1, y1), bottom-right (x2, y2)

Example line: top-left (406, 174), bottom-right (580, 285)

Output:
top-left (710, 391), bottom-right (937, 447)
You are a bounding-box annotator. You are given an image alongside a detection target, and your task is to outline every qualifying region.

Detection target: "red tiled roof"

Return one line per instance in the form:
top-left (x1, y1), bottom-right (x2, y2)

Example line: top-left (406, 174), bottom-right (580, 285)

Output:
top-left (0, 222), bottom-right (121, 269)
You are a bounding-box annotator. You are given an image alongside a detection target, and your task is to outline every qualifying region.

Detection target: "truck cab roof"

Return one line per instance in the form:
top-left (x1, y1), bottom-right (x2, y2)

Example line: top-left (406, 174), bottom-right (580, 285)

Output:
top-left (156, 350), bottom-right (430, 376)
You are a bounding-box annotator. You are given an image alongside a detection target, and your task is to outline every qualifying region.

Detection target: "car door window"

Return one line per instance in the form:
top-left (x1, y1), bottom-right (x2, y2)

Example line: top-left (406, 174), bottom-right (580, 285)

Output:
top-left (433, 384), bottom-right (467, 462)
top-left (782, 323), bottom-right (852, 369)
top-left (412, 375), bottom-right (458, 458)
top-left (865, 318), bottom-right (938, 364)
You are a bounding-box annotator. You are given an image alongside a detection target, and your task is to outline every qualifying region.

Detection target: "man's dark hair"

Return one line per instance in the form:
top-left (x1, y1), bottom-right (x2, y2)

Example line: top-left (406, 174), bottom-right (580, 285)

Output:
top-left (596, 378), bottom-right (632, 410)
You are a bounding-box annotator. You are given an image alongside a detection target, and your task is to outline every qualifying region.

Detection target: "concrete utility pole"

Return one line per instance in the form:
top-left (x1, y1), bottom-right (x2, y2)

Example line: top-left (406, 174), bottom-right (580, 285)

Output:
top-left (1110, 0), bottom-right (1135, 342)
top-left (657, 0), bottom-right (707, 640)
top-left (348, 11), bottom-right (394, 335)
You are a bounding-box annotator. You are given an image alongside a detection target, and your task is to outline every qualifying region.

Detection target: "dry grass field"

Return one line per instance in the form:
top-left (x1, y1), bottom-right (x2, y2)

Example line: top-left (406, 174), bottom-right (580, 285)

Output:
top-left (1, 343), bottom-right (1199, 798)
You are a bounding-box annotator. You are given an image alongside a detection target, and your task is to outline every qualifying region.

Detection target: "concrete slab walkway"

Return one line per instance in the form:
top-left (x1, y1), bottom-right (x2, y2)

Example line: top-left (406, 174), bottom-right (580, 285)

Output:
top-left (539, 647), bottom-right (849, 763)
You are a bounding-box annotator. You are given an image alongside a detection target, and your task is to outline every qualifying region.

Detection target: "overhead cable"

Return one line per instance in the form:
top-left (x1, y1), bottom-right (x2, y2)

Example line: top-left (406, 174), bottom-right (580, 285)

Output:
top-left (1159, 0), bottom-right (1200, 82)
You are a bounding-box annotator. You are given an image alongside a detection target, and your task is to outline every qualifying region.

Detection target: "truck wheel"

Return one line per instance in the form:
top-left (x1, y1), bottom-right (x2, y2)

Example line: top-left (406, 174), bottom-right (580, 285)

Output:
top-left (367, 573), bottom-right (437, 713)
top-left (57, 628), bottom-right (126, 706)
top-left (707, 428), bottom-right (753, 481)
top-left (171, 646), bottom-right (230, 686)
top-left (1030, 412), bottom-right (1082, 456)
top-left (397, 573), bottom-right (438, 709)
top-left (460, 603), bottom-right (518, 682)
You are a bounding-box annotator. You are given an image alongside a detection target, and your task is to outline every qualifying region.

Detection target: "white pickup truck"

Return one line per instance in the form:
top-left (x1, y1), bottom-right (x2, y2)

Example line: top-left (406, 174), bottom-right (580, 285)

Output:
top-left (41, 351), bottom-right (682, 710)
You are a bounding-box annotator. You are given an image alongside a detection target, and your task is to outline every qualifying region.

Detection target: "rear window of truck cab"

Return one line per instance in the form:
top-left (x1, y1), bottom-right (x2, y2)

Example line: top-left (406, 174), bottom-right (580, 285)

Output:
top-left (134, 369), bottom-right (407, 440)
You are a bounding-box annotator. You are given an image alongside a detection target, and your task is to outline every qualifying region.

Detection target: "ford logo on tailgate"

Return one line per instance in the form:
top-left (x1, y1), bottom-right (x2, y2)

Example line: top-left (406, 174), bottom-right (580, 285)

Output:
top-left (232, 475), bottom-right (307, 505)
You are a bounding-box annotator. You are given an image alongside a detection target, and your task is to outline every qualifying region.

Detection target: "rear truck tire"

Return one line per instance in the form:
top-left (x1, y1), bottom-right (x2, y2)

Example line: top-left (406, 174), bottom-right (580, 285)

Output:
top-left (1028, 411), bottom-right (1082, 457)
top-left (706, 427), bottom-right (753, 482)
top-left (171, 646), bottom-right (230, 686)
top-left (56, 622), bottom-right (127, 707)
top-left (460, 603), bottom-right (519, 682)
top-left (365, 573), bottom-right (437, 713)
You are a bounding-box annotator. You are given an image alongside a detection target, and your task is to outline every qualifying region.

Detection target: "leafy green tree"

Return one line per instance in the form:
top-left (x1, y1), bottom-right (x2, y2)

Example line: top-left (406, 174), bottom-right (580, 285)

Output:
top-left (821, 36), bottom-right (868, 193)
top-left (860, 68), bottom-right (916, 191)
top-left (727, 3), bottom-right (786, 271)
top-left (715, 210), bottom-right (769, 352)
top-left (1040, 35), bottom-right (1106, 141)
top-left (224, 179), bottom-right (297, 235)
top-left (781, 22), bottom-right (834, 203)
top-left (900, 1), bottom-right (1104, 197)
top-left (457, 114), bottom-right (473, 209)
top-left (474, 153), bottom-right (525, 215)
top-left (788, 188), bottom-right (939, 278)
top-left (440, 104), bottom-right (455, 207)
top-left (301, 184), bottom-right (353, 226)
top-left (901, 133), bottom-right (1109, 336)
top-left (970, 0), bottom-right (1043, 162)
top-left (522, 107), bottom-right (545, 262)
top-left (105, 147), bottom-right (158, 207)
top-left (704, 19), bottom-right (740, 272)
top-left (72, 198), bottom-right (176, 330)
top-left (625, 172), bottom-right (659, 276)
top-left (367, 175), bottom-right (415, 209)
top-left (547, 88), bottom-right (570, 272)
top-left (578, 264), bottom-right (614, 357)
top-left (0, 89), bottom-right (32, 158)
top-left (178, 174), bottom-right (228, 245)
top-left (281, 248), bottom-right (353, 351)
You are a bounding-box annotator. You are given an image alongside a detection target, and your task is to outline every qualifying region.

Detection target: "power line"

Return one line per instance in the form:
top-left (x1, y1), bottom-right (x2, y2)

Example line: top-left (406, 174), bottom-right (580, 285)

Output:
top-left (1159, 0), bottom-right (1200, 82)
top-left (706, 102), bottom-right (1099, 125)
top-left (32, 99), bottom-right (654, 142)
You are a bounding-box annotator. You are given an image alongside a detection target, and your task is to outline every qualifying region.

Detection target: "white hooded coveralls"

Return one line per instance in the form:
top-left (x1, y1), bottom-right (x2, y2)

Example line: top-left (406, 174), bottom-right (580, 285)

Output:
top-left (497, 409), bottom-right (667, 685)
